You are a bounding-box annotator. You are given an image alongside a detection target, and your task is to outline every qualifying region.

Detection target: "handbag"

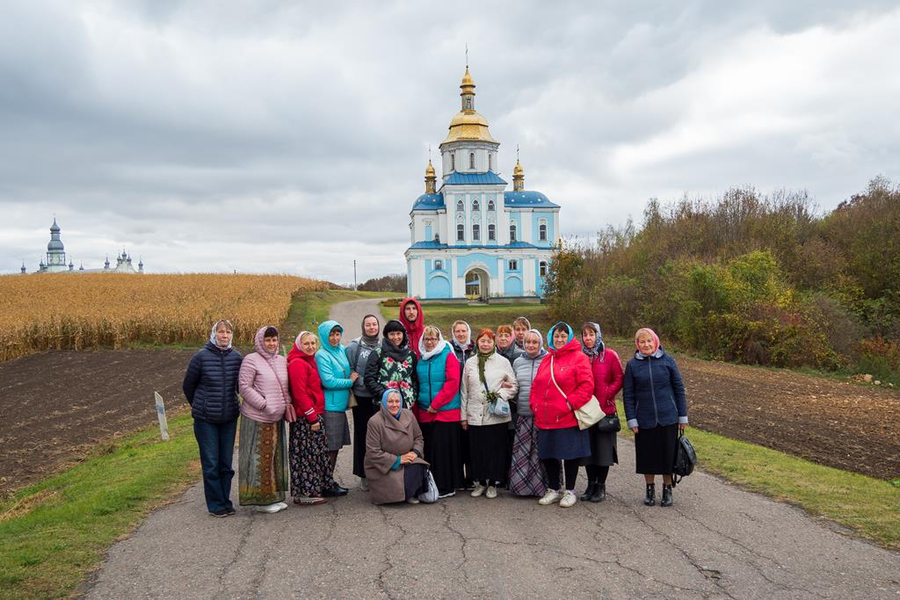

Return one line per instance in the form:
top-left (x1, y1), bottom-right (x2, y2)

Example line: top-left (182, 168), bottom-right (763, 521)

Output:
top-left (672, 429), bottom-right (696, 488)
top-left (338, 360), bottom-right (358, 409)
top-left (484, 381), bottom-right (510, 417)
top-left (595, 413), bottom-right (621, 433)
top-left (550, 356), bottom-right (604, 430)
top-left (284, 403), bottom-right (298, 423)
top-left (417, 469), bottom-right (439, 503)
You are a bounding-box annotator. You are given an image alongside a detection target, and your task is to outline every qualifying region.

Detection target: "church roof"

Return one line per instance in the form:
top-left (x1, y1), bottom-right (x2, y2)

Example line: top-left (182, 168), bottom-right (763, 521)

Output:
top-left (412, 193), bottom-right (445, 211)
top-left (442, 171), bottom-right (507, 186)
top-left (504, 190), bottom-right (559, 208)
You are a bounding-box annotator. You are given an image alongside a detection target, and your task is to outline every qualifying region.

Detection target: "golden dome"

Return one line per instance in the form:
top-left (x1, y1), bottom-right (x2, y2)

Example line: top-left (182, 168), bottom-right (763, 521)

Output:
top-left (460, 67), bottom-right (475, 93)
top-left (513, 159), bottom-right (524, 177)
top-left (441, 67), bottom-right (498, 145)
top-left (425, 159), bottom-right (436, 177)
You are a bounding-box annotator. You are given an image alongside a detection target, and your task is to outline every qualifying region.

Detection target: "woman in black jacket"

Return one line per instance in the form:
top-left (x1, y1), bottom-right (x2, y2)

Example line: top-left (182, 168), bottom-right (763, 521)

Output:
top-left (182, 319), bottom-right (244, 517)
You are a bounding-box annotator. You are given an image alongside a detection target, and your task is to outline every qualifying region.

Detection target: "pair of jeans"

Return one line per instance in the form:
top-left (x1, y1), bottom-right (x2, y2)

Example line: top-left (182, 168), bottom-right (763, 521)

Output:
top-left (193, 418), bottom-right (237, 513)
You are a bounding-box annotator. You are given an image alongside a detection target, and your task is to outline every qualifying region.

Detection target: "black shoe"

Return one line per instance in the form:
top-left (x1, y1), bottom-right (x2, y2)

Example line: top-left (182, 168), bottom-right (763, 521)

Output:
top-left (209, 509), bottom-right (229, 518)
top-left (661, 484), bottom-right (673, 507)
top-left (580, 482), bottom-right (597, 502)
top-left (225, 506), bottom-right (236, 515)
top-left (590, 484), bottom-right (606, 503)
top-left (644, 483), bottom-right (656, 506)
top-left (323, 484), bottom-right (349, 497)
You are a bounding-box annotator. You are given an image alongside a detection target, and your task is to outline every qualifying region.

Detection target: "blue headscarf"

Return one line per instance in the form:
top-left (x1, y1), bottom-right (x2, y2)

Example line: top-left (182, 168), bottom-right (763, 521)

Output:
top-left (546, 321), bottom-right (574, 351)
top-left (381, 389), bottom-right (402, 420)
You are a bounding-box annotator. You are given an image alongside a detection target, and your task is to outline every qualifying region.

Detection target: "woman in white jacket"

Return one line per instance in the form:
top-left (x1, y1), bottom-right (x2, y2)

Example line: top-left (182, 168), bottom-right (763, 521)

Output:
top-left (461, 328), bottom-right (518, 499)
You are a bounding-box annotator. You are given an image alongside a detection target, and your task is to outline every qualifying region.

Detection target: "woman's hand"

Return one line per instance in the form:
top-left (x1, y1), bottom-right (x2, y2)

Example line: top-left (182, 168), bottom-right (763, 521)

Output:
top-left (500, 381), bottom-right (515, 389)
top-left (631, 426), bottom-right (639, 434)
top-left (678, 423), bottom-right (687, 431)
top-left (400, 452), bottom-right (417, 465)
top-left (427, 406), bottom-right (437, 414)
top-left (461, 420), bottom-right (468, 431)
top-left (350, 371), bottom-right (360, 382)
top-left (311, 421), bottom-right (321, 432)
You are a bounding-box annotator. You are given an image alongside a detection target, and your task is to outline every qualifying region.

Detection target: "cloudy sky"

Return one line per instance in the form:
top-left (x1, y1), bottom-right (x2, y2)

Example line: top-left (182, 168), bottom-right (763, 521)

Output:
top-left (2, 1), bottom-right (899, 283)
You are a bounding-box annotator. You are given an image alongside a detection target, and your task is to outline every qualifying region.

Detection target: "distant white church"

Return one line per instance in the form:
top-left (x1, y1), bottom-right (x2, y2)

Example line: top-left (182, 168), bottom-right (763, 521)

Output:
top-left (405, 67), bottom-right (559, 300)
top-left (23, 218), bottom-right (144, 274)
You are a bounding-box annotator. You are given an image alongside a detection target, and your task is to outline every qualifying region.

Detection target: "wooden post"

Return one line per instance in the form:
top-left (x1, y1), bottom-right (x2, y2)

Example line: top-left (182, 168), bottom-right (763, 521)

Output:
top-left (155, 392), bottom-right (170, 441)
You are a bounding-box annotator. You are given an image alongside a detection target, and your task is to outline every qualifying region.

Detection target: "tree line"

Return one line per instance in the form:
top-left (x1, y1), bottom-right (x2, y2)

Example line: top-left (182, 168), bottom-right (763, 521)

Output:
top-left (544, 177), bottom-right (900, 383)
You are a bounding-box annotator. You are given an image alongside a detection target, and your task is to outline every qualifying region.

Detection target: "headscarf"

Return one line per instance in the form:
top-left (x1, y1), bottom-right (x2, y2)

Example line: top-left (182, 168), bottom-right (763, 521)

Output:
top-left (254, 325), bottom-right (278, 359)
top-left (523, 328), bottom-right (544, 358)
top-left (380, 320), bottom-right (411, 362)
top-left (381, 389), bottom-right (402, 420)
top-left (209, 319), bottom-right (233, 350)
top-left (513, 316), bottom-right (532, 349)
top-left (581, 322), bottom-right (605, 361)
top-left (360, 314), bottom-right (381, 348)
top-left (450, 320), bottom-right (472, 351)
top-left (294, 330), bottom-right (316, 354)
top-left (475, 328), bottom-right (496, 386)
top-left (634, 327), bottom-right (663, 359)
top-left (418, 326), bottom-right (449, 361)
top-left (546, 322), bottom-right (574, 353)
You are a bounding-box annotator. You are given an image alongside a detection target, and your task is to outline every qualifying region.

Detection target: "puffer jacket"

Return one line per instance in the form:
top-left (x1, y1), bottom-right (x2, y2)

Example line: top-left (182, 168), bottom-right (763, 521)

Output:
top-left (314, 320), bottom-right (354, 412)
top-left (287, 344), bottom-right (325, 423)
top-left (512, 349), bottom-right (547, 418)
top-left (183, 342), bottom-right (243, 423)
top-left (450, 338), bottom-right (474, 379)
top-left (530, 324), bottom-right (594, 430)
top-left (590, 349), bottom-right (624, 415)
top-left (414, 343), bottom-right (461, 423)
top-left (239, 327), bottom-right (290, 423)
top-left (623, 348), bottom-right (688, 429)
top-left (460, 352), bottom-right (517, 427)
top-left (346, 337), bottom-right (379, 399)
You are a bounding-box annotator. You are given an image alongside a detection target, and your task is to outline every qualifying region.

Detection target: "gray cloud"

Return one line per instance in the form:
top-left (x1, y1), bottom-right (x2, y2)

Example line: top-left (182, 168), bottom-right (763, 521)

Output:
top-left (3, 0), bottom-right (900, 281)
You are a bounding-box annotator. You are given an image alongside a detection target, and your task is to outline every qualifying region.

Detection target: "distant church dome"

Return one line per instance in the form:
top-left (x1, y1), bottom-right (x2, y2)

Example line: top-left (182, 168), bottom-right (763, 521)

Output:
top-left (441, 68), bottom-right (497, 145)
top-left (47, 218), bottom-right (64, 251)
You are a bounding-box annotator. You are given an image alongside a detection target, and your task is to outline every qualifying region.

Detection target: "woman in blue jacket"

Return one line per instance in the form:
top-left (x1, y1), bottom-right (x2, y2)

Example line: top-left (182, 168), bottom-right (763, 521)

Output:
top-left (182, 319), bottom-right (243, 517)
top-left (623, 328), bottom-right (688, 508)
top-left (315, 320), bottom-right (358, 497)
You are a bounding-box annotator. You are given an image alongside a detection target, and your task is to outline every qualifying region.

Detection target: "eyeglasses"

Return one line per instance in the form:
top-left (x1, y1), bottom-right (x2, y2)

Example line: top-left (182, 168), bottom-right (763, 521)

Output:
top-left (423, 337), bottom-right (439, 342)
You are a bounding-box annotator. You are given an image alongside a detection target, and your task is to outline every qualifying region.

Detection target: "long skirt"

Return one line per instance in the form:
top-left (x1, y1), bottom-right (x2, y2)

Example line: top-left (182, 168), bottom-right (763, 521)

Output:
top-left (289, 416), bottom-right (333, 498)
top-left (429, 421), bottom-right (464, 494)
top-left (352, 396), bottom-right (377, 478)
top-left (635, 423), bottom-right (678, 474)
top-left (579, 422), bottom-right (618, 467)
top-left (537, 426), bottom-right (590, 461)
top-left (323, 410), bottom-right (351, 452)
top-left (403, 463), bottom-right (429, 500)
top-left (238, 415), bottom-right (287, 506)
top-left (468, 423), bottom-right (510, 483)
top-left (509, 416), bottom-right (547, 497)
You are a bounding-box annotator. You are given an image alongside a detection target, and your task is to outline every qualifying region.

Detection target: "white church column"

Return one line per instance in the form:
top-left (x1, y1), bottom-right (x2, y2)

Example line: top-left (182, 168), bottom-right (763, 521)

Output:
top-left (496, 256), bottom-right (505, 297)
top-left (524, 258), bottom-right (537, 296)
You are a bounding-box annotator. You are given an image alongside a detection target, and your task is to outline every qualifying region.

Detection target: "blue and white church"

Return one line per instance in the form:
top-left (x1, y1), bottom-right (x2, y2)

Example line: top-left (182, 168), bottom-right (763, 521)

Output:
top-left (405, 67), bottom-right (559, 300)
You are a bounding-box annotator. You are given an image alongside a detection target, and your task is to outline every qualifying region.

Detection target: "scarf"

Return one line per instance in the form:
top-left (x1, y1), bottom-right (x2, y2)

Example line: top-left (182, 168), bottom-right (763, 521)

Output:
top-left (294, 330), bottom-right (315, 353)
top-left (523, 328), bottom-right (544, 358)
top-left (582, 322), bottom-right (605, 361)
top-left (419, 330), bottom-right (449, 361)
top-left (209, 320), bottom-right (233, 350)
top-left (381, 389), bottom-right (402, 420)
top-left (477, 348), bottom-right (495, 386)
top-left (253, 325), bottom-right (278, 359)
top-left (360, 314), bottom-right (381, 348)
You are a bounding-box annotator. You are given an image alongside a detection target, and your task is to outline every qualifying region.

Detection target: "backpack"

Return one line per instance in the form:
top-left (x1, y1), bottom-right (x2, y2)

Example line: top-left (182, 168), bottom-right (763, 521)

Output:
top-left (672, 430), bottom-right (696, 487)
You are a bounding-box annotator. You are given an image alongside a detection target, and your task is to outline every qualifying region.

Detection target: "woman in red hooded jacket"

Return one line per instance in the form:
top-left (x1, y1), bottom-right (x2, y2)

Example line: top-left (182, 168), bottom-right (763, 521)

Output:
top-left (530, 322), bottom-right (594, 508)
top-left (399, 297), bottom-right (425, 359)
top-left (287, 330), bottom-right (331, 505)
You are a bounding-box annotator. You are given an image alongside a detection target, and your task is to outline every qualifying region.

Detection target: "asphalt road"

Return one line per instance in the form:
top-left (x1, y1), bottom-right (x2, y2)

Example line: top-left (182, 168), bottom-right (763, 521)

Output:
top-left (83, 298), bottom-right (900, 599)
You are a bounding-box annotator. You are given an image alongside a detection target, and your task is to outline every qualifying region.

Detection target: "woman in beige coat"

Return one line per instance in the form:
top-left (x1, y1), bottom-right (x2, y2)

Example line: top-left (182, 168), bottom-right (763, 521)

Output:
top-left (364, 390), bottom-right (430, 505)
top-left (461, 328), bottom-right (518, 499)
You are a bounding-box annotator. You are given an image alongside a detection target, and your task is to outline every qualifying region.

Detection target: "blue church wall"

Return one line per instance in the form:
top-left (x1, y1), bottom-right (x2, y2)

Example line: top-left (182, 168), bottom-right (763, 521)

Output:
top-left (427, 274), bottom-right (452, 298)
top-left (456, 253), bottom-right (498, 278)
top-left (505, 275), bottom-right (524, 296)
top-left (531, 212), bottom-right (555, 247)
top-left (425, 224), bottom-right (433, 241)
top-left (534, 259), bottom-right (546, 295)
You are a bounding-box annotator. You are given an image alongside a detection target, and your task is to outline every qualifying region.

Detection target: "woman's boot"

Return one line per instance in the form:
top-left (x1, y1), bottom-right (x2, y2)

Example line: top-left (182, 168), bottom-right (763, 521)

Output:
top-left (661, 484), bottom-right (673, 507)
top-left (644, 483), bottom-right (656, 506)
top-left (580, 480), bottom-right (597, 502)
top-left (590, 483), bottom-right (606, 503)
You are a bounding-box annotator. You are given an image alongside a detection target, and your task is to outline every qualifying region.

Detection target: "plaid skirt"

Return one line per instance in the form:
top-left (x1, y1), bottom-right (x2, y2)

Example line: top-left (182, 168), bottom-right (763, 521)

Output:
top-left (509, 416), bottom-right (547, 497)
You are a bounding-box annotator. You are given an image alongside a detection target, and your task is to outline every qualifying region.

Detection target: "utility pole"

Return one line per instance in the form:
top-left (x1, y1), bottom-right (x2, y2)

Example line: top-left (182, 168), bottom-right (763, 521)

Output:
top-left (353, 260), bottom-right (358, 291)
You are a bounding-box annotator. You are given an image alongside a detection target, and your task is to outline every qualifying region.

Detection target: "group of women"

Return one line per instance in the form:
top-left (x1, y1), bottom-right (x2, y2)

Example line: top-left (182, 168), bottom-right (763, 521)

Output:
top-left (182, 298), bottom-right (688, 516)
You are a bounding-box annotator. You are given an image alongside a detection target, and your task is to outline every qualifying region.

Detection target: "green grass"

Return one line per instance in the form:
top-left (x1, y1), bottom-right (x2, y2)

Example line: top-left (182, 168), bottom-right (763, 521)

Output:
top-left (281, 289), bottom-right (387, 338)
top-left (0, 414), bottom-right (199, 599)
top-left (613, 400), bottom-right (900, 549)
top-left (380, 302), bottom-right (553, 338)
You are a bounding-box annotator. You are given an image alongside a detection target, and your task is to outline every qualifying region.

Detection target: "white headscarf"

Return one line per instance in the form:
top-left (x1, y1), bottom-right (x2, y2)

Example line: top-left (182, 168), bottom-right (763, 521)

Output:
top-left (523, 328), bottom-right (544, 358)
top-left (419, 328), bottom-right (450, 361)
top-left (209, 320), bottom-right (233, 349)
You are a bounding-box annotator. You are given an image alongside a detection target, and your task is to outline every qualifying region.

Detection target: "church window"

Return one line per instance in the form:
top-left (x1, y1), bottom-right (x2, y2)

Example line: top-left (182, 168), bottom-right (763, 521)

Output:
top-left (508, 260), bottom-right (518, 271)
top-left (540, 261), bottom-right (548, 277)
top-left (473, 223), bottom-right (481, 241)
top-left (435, 260), bottom-right (443, 271)
top-left (510, 224), bottom-right (517, 242)
top-left (457, 199), bottom-right (464, 212)
top-left (457, 224), bottom-right (464, 241)
top-left (488, 224), bottom-right (496, 241)
top-left (489, 153), bottom-right (493, 171)
top-left (469, 152), bottom-right (475, 169)
top-left (539, 223), bottom-right (548, 241)
top-left (451, 153), bottom-right (456, 171)
top-left (488, 199), bottom-right (495, 211)
top-left (472, 199), bottom-right (480, 211)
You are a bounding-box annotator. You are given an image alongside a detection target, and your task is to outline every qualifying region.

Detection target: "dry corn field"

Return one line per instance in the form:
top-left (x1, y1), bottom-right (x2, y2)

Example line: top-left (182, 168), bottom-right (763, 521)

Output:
top-left (0, 273), bottom-right (327, 361)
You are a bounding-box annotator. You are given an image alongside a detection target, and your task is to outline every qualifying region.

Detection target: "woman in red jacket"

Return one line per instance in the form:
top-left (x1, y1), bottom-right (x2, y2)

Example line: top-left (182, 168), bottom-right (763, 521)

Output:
top-left (530, 322), bottom-right (594, 508)
top-left (287, 330), bottom-right (330, 505)
top-left (579, 322), bottom-right (623, 503)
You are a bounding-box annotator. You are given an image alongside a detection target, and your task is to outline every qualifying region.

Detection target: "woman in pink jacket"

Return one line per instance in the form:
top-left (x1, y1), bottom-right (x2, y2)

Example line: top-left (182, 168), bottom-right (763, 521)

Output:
top-left (579, 322), bottom-right (623, 503)
top-left (238, 325), bottom-right (291, 513)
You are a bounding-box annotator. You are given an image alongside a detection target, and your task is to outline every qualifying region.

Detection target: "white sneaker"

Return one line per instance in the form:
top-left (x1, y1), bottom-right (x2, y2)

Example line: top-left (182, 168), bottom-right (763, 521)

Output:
top-left (559, 490), bottom-right (577, 508)
top-left (406, 497), bottom-right (420, 504)
top-left (276, 502), bottom-right (288, 510)
top-left (255, 503), bottom-right (284, 513)
top-left (538, 489), bottom-right (562, 505)
top-left (438, 491), bottom-right (456, 499)
top-left (485, 485), bottom-right (498, 499)
top-left (470, 483), bottom-right (486, 498)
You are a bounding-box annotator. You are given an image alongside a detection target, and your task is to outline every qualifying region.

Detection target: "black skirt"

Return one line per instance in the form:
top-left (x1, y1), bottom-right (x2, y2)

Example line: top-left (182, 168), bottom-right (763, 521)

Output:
top-left (352, 396), bottom-right (378, 478)
top-left (429, 421), bottom-right (464, 494)
top-left (580, 423), bottom-right (618, 467)
top-left (403, 463), bottom-right (429, 500)
top-left (634, 423), bottom-right (678, 474)
top-left (467, 423), bottom-right (510, 483)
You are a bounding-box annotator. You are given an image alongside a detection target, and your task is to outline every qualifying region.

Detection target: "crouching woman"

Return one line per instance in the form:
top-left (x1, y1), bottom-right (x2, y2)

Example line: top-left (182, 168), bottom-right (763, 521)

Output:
top-left (364, 390), bottom-right (430, 505)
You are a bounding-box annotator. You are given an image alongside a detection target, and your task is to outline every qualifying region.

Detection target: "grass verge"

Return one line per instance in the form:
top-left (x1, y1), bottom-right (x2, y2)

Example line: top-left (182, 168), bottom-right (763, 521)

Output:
top-left (380, 302), bottom-right (553, 337)
top-left (0, 413), bottom-right (198, 599)
top-left (282, 289), bottom-right (386, 339)
top-left (614, 400), bottom-right (899, 549)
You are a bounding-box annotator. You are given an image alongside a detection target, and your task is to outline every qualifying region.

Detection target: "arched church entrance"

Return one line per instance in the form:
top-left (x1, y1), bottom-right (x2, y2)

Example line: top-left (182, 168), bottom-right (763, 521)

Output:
top-left (464, 268), bottom-right (490, 301)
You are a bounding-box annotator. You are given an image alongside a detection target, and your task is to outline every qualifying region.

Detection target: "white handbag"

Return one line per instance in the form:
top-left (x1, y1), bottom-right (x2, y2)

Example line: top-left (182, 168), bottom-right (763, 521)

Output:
top-left (417, 469), bottom-right (439, 503)
top-left (550, 356), bottom-right (604, 430)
